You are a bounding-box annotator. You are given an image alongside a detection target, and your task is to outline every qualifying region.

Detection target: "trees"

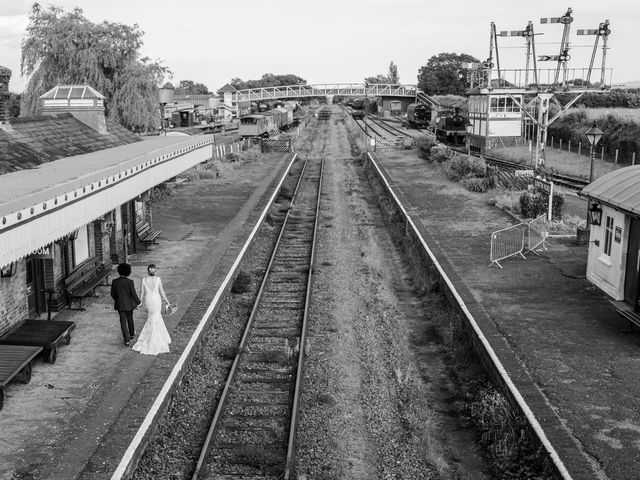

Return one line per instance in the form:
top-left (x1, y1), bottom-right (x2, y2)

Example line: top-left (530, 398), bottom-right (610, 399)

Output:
top-left (365, 61), bottom-right (400, 85)
top-left (417, 52), bottom-right (480, 95)
top-left (21, 4), bottom-right (169, 132)
top-left (388, 61), bottom-right (400, 84)
top-left (364, 74), bottom-right (389, 85)
top-left (176, 80), bottom-right (210, 95)
top-left (229, 74), bottom-right (306, 90)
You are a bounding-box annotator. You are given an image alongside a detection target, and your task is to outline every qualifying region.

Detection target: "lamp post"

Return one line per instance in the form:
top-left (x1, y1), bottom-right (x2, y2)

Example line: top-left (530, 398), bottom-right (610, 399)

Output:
top-left (465, 119), bottom-right (473, 155)
top-left (585, 121), bottom-right (603, 184)
top-left (584, 121), bottom-right (603, 226)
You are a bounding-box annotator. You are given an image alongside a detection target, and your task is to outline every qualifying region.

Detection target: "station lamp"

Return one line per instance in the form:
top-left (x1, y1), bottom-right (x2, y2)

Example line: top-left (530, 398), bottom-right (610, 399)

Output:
top-left (587, 202), bottom-right (602, 226)
top-left (584, 121), bottom-right (603, 184)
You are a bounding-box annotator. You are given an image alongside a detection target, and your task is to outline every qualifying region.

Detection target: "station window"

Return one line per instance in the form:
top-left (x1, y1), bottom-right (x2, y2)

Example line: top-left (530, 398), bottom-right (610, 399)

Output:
top-left (603, 216), bottom-right (614, 256)
top-left (489, 95), bottom-right (521, 113)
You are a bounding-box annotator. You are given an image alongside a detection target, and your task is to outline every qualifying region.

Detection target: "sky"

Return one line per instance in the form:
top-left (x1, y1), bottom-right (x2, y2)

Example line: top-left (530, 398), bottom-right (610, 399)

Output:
top-left (1, 0), bottom-right (638, 93)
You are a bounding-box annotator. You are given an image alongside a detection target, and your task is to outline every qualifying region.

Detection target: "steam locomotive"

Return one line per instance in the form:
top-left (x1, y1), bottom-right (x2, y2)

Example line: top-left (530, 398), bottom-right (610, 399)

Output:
top-left (435, 108), bottom-right (467, 146)
top-left (351, 98), bottom-right (366, 120)
top-left (405, 103), bottom-right (432, 128)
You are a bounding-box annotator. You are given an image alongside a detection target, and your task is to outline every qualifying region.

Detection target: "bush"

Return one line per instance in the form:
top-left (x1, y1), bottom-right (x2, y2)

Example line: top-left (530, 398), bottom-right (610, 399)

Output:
top-left (429, 144), bottom-right (452, 163)
top-left (445, 155), bottom-right (487, 182)
top-left (519, 189), bottom-right (564, 219)
top-left (415, 133), bottom-right (437, 160)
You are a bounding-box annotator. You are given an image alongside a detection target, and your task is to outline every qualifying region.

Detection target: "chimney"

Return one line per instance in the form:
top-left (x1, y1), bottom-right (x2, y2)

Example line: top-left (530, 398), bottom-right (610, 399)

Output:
top-left (39, 85), bottom-right (107, 134)
top-left (0, 65), bottom-right (11, 124)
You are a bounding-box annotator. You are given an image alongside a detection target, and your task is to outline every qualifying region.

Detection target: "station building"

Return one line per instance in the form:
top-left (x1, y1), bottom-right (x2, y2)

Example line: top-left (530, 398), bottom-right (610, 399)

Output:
top-left (581, 167), bottom-right (640, 316)
top-left (0, 67), bottom-right (213, 335)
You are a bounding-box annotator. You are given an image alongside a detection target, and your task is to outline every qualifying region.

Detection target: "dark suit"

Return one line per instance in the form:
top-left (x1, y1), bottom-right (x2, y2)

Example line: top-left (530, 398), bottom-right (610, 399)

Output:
top-left (110, 276), bottom-right (141, 343)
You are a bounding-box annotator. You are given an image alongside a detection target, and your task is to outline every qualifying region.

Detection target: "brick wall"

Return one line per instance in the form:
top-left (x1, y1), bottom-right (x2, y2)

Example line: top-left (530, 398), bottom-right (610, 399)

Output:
top-left (0, 261), bottom-right (28, 336)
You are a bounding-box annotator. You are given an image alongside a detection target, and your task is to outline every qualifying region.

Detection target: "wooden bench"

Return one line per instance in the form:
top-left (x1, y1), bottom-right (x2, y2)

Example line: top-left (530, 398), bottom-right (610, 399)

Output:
top-left (0, 345), bottom-right (43, 411)
top-left (64, 261), bottom-right (112, 310)
top-left (136, 221), bottom-right (161, 250)
top-left (610, 300), bottom-right (640, 332)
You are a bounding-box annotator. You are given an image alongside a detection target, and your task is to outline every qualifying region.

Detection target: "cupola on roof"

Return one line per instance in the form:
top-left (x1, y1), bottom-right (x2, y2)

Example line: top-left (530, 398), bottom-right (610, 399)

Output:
top-left (40, 85), bottom-right (105, 100)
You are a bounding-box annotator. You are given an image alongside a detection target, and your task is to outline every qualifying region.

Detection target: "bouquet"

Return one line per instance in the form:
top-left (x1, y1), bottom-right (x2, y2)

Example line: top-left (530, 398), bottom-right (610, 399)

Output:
top-left (164, 302), bottom-right (178, 316)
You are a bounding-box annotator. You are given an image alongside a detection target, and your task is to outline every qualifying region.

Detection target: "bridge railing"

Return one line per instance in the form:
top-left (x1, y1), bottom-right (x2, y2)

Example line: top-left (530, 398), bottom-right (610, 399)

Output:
top-left (234, 83), bottom-right (422, 102)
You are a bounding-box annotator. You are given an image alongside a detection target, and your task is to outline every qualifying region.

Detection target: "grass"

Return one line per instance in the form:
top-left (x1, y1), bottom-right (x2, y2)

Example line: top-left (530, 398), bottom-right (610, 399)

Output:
top-left (491, 144), bottom-right (620, 179)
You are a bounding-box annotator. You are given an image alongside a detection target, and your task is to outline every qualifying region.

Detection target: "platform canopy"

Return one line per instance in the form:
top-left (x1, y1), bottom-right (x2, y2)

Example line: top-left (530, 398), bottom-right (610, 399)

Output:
top-left (581, 165), bottom-right (640, 216)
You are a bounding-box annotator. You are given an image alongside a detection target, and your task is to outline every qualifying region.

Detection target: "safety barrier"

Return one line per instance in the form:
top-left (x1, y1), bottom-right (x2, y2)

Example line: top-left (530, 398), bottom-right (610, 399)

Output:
top-left (527, 214), bottom-right (549, 254)
top-left (490, 223), bottom-right (527, 268)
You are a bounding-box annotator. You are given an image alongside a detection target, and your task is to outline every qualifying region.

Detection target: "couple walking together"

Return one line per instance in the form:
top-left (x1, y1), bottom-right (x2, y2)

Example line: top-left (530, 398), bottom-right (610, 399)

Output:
top-left (110, 263), bottom-right (172, 355)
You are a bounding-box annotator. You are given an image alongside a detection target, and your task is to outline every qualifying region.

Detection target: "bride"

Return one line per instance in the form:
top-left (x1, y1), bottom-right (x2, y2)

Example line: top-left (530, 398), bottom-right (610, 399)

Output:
top-left (133, 264), bottom-right (172, 355)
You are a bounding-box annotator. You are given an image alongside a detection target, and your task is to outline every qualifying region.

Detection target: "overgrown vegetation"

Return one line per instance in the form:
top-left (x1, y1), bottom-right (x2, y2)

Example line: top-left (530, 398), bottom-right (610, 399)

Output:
top-left (546, 107), bottom-right (640, 159)
top-left (367, 168), bottom-right (555, 479)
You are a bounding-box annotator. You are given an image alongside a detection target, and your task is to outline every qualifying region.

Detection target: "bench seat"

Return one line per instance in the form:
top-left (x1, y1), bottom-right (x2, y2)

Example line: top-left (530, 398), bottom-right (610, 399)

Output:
top-left (64, 261), bottom-right (111, 310)
top-left (136, 221), bottom-right (161, 250)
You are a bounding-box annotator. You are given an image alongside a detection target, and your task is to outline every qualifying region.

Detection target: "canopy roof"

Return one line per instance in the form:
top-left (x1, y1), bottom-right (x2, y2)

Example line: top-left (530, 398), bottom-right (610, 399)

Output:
top-left (581, 166), bottom-right (640, 216)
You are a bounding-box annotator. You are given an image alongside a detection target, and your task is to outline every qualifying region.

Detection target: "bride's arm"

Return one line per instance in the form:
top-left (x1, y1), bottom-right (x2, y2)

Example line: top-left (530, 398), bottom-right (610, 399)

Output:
top-left (158, 277), bottom-right (169, 304)
top-left (139, 278), bottom-right (145, 304)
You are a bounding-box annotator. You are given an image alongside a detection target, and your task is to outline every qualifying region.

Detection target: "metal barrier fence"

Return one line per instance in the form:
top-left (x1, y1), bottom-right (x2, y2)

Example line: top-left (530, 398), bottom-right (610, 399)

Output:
top-left (527, 214), bottom-right (549, 254)
top-left (490, 215), bottom-right (549, 267)
top-left (490, 223), bottom-right (527, 268)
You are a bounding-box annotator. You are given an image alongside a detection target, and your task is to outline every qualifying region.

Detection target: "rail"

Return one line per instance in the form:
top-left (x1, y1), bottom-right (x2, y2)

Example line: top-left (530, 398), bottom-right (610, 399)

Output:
top-left (192, 152), bottom-right (324, 478)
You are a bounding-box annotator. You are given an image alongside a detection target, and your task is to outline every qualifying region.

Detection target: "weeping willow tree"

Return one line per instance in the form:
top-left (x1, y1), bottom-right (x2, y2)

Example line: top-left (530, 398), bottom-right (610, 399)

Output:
top-left (21, 3), bottom-right (169, 132)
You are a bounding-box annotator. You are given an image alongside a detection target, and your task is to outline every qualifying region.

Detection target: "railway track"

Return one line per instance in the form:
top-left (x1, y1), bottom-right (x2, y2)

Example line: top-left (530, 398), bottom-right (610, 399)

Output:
top-left (191, 152), bottom-right (324, 479)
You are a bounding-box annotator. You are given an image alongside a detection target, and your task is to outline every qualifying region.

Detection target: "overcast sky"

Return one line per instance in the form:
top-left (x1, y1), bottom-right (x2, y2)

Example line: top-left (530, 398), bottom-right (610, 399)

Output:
top-left (1, 0), bottom-right (638, 93)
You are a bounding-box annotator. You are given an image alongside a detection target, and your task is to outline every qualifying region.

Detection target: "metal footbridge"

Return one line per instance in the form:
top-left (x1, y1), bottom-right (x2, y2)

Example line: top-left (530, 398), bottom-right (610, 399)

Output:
top-left (234, 83), bottom-right (439, 107)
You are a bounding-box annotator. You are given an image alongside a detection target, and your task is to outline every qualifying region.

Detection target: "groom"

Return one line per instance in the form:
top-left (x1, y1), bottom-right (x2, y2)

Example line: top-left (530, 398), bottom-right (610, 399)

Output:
top-left (110, 263), bottom-right (141, 346)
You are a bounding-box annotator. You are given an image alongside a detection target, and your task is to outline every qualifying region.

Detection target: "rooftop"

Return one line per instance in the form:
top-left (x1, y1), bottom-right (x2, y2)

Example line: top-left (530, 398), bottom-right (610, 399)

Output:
top-left (0, 114), bottom-right (140, 174)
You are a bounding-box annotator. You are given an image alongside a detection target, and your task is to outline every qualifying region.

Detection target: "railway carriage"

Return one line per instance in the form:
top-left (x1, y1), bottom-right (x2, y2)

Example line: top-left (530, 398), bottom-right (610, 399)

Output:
top-left (239, 115), bottom-right (269, 137)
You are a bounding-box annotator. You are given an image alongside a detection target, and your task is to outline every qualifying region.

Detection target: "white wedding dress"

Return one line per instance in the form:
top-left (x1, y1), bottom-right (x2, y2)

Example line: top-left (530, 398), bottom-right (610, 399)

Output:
top-left (133, 276), bottom-right (171, 355)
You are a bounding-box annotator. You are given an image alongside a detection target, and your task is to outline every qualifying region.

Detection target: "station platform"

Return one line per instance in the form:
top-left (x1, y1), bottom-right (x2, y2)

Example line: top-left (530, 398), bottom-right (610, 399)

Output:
top-left (369, 152), bottom-right (640, 480)
top-left (0, 154), bottom-right (292, 480)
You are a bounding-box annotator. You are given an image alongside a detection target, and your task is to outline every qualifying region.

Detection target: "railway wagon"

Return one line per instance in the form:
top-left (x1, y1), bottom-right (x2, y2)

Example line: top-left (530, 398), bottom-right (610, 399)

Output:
top-left (275, 106), bottom-right (294, 130)
top-left (239, 115), bottom-right (269, 137)
top-left (405, 103), bottom-right (432, 128)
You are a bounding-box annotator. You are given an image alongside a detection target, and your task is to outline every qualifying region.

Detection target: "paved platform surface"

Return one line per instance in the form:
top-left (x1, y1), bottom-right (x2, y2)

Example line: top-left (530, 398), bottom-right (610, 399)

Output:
top-left (0, 154), bottom-right (291, 480)
top-left (372, 152), bottom-right (640, 480)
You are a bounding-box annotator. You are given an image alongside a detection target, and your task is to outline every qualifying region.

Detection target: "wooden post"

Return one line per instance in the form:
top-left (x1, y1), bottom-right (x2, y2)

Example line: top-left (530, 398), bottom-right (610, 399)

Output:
top-left (578, 142), bottom-right (582, 156)
top-left (559, 138), bottom-right (563, 151)
top-left (615, 150), bottom-right (619, 164)
top-left (601, 147), bottom-right (605, 164)
top-left (633, 152), bottom-right (636, 166)
top-left (568, 140), bottom-right (571, 153)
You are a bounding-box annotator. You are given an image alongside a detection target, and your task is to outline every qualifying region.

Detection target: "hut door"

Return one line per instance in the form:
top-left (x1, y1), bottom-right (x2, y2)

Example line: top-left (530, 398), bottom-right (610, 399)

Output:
top-left (624, 218), bottom-right (640, 310)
